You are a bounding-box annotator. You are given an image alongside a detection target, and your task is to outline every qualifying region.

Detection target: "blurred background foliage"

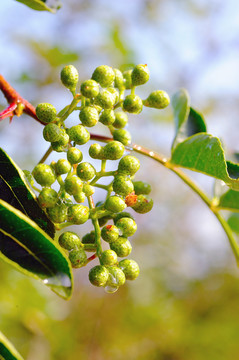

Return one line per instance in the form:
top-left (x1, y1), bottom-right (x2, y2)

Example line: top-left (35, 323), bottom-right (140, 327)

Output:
top-left (1, 0), bottom-right (239, 359)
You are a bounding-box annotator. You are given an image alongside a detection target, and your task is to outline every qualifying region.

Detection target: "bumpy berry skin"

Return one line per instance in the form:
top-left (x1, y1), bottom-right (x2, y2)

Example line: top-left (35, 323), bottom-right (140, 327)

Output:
top-left (79, 106), bottom-right (99, 127)
top-left (99, 109), bottom-right (115, 125)
top-left (133, 181), bottom-right (151, 195)
top-left (89, 265), bottom-right (109, 287)
top-left (32, 164), bottom-right (56, 186)
top-left (105, 196), bottom-right (126, 213)
top-left (82, 231), bottom-right (95, 245)
top-left (132, 195), bottom-right (153, 214)
top-left (143, 90), bottom-right (170, 109)
top-left (123, 94), bottom-right (143, 114)
top-left (119, 259), bottom-right (140, 280)
top-left (76, 162), bottom-right (96, 181)
top-left (64, 176), bottom-right (83, 195)
top-left (80, 79), bottom-right (99, 98)
top-left (58, 231), bottom-right (82, 251)
top-left (110, 237), bottom-right (132, 257)
top-left (55, 159), bottom-right (71, 175)
top-left (38, 188), bottom-right (58, 208)
top-left (95, 89), bottom-right (115, 109)
top-left (91, 65), bottom-right (115, 88)
top-left (113, 112), bottom-right (128, 129)
top-left (98, 215), bottom-right (113, 227)
top-left (67, 147), bottom-right (83, 164)
top-left (83, 184), bottom-right (95, 197)
top-left (100, 250), bottom-right (118, 266)
top-left (101, 225), bottom-right (119, 243)
top-left (36, 103), bottom-right (57, 123)
top-left (69, 248), bottom-right (87, 268)
top-left (123, 69), bottom-right (133, 89)
top-left (74, 192), bottom-right (86, 203)
top-left (113, 211), bottom-right (135, 224)
top-left (89, 143), bottom-right (104, 159)
top-left (113, 68), bottom-right (124, 90)
top-left (113, 175), bottom-right (134, 196)
top-left (67, 204), bottom-right (89, 224)
top-left (113, 129), bottom-right (131, 146)
top-left (43, 124), bottom-right (62, 142)
top-left (131, 64), bottom-right (150, 86)
top-left (118, 155), bottom-right (140, 176)
top-left (103, 141), bottom-right (125, 160)
top-left (51, 131), bottom-right (69, 152)
top-left (67, 125), bottom-right (90, 145)
top-left (106, 266), bottom-right (125, 287)
top-left (116, 217), bottom-right (137, 237)
top-left (60, 65), bottom-right (79, 91)
top-left (47, 203), bottom-right (68, 223)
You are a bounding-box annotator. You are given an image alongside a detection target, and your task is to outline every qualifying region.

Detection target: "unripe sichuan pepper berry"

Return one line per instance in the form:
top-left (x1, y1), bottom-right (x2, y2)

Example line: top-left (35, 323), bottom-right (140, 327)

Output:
top-left (113, 211), bottom-right (135, 224)
top-left (51, 131), bottom-right (69, 152)
top-left (89, 265), bottom-right (109, 287)
top-left (100, 250), bottom-right (118, 266)
top-left (101, 225), bottom-right (119, 243)
top-left (58, 231), bottom-right (82, 251)
top-left (69, 248), bottom-right (87, 268)
top-left (76, 162), bottom-right (96, 181)
top-left (67, 147), bottom-right (83, 164)
top-left (67, 125), bottom-right (90, 145)
top-left (132, 180), bottom-right (151, 195)
top-left (89, 143), bottom-right (104, 159)
top-left (36, 103), bottom-right (57, 123)
top-left (116, 217), bottom-right (137, 237)
top-left (67, 204), bottom-right (89, 224)
top-left (38, 188), bottom-right (58, 208)
top-left (132, 195), bottom-right (153, 214)
top-left (131, 64), bottom-right (150, 86)
top-left (113, 112), bottom-right (128, 129)
top-left (118, 155), bottom-right (140, 176)
top-left (32, 164), bottom-right (56, 186)
top-left (123, 69), bottom-right (133, 89)
top-left (64, 176), bottom-right (83, 195)
top-left (110, 237), bottom-right (132, 257)
top-left (99, 109), bottom-right (115, 125)
top-left (113, 175), bottom-right (134, 197)
top-left (91, 65), bottom-right (115, 87)
top-left (123, 94), bottom-right (143, 114)
top-left (143, 90), bottom-right (170, 109)
top-left (94, 89), bottom-right (115, 109)
top-left (79, 106), bottom-right (99, 127)
top-left (74, 192), bottom-right (86, 203)
top-left (105, 196), bottom-right (126, 213)
top-left (55, 159), bottom-right (71, 175)
top-left (47, 203), bottom-right (68, 223)
top-left (43, 123), bottom-right (62, 142)
top-left (113, 68), bottom-right (124, 90)
top-left (102, 141), bottom-right (125, 160)
top-left (113, 129), bottom-right (131, 146)
top-left (80, 79), bottom-right (99, 98)
top-left (106, 266), bottom-right (125, 287)
top-left (60, 65), bottom-right (79, 91)
top-left (83, 184), bottom-right (95, 197)
top-left (119, 259), bottom-right (140, 280)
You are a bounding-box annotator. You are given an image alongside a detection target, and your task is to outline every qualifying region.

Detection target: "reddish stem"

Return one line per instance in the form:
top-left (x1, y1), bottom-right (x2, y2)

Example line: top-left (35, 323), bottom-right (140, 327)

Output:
top-left (87, 253), bottom-right (97, 262)
top-left (0, 102), bottom-right (17, 121)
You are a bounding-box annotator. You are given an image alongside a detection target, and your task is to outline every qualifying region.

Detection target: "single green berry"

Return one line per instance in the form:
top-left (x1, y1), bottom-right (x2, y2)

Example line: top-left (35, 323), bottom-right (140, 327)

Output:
top-left (103, 141), bottom-right (125, 160)
top-left (32, 164), bottom-right (56, 186)
top-left (94, 89), bottom-right (115, 109)
top-left (47, 203), bottom-right (68, 223)
top-left (67, 125), bottom-right (90, 145)
top-left (60, 65), bottom-right (79, 91)
top-left (119, 259), bottom-right (140, 280)
top-left (116, 217), bottom-right (137, 237)
top-left (105, 196), bottom-right (126, 213)
top-left (113, 129), bottom-right (131, 146)
top-left (55, 159), bottom-right (71, 175)
top-left (36, 103), bottom-right (57, 123)
top-left (106, 266), bottom-right (125, 287)
top-left (118, 155), bottom-right (140, 176)
top-left (89, 143), bottom-right (104, 159)
top-left (123, 94), bottom-right (143, 114)
top-left (67, 147), bottom-right (83, 164)
top-left (69, 248), bottom-right (87, 268)
top-left (74, 192), bottom-right (86, 203)
top-left (67, 204), bottom-right (89, 224)
top-left (99, 109), bottom-right (115, 126)
top-left (79, 106), bottom-right (99, 127)
top-left (89, 265), bottom-right (109, 287)
top-left (113, 211), bottom-right (135, 224)
top-left (101, 224), bottom-right (119, 243)
top-left (38, 188), bottom-right (58, 208)
top-left (43, 123), bottom-right (62, 142)
top-left (133, 181), bottom-right (151, 195)
top-left (110, 237), bottom-right (132, 257)
top-left (76, 162), bottom-right (96, 181)
top-left (113, 112), bottom-right (128, 129)
top-left (51, 131), bottom-right (69, 152)
top-left (131, 64), bottom-right (150, 86)
top-left (100, 250), bottom-right (118, 266)
top-left (80, 79), bottom-right (99, 98)
top-left (113, 175), bottom-right (134, 196)
top-left (82, 231), bottom-right (95, 245)
top-left (123, 69), bottom-right (133, 89)
top-left (132, 195), bottom-right (153, 214)
top-left (113, 68), bottom-right (124, 89)
top-left (83, 184), bottom-right (95, 197)
top-left (143, 90), bottom-right (170, 109)
top-left (58, 231), bottom-right (82, 251)
top-left (91, 65), bottom-right (115, 87)
top-left (64, 175), bottom-right (83, 195)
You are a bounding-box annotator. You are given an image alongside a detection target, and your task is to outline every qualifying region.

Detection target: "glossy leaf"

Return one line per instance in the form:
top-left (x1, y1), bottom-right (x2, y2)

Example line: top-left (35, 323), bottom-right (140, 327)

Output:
top-left (218, 189), bottom-right (239, 212)
top-left (0, 331), bottom-right (24, 360)
top-left (170, 133), bottom-right (239, 190)
top-left (0, 148), bottom-right (55, 238)
top-left (228, 213), bottom-right (239, 234)
top-left (15, 0), bottom-right (61, 12)
top-left (0, 199), bottom-right (73, 299)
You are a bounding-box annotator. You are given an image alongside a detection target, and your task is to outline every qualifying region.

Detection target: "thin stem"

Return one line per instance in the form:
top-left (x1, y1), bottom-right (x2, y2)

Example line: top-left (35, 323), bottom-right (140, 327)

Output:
top-left (38, 146), bottom-right (53, 164)
top-left (87, 196), bottom-right (102, 258)
top-left (59, 94), bottom-right (81, 122)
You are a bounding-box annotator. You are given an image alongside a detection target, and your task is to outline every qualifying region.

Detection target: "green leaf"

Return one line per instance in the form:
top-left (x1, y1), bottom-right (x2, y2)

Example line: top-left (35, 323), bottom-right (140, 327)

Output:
top-left (170, 133), bottom-right (239, 190)
top-left (171, 89), bottom-right (207, 149)
top-left (15, 0), bottom-right (61, 13)
top-left (0, 148), bottom-right (55, 238)
top-left (0, 199), bottom-right (73, 299)
top-left (0, 331), bottom-right (24, 360)
top-left (227, 213), bottom-right (239, 234)
top-left (218, 189), bottom-right (239, 212)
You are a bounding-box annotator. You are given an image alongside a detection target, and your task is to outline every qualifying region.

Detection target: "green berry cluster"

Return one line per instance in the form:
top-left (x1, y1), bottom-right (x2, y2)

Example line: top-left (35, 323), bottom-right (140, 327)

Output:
top-left (32, 64), bottom-right (170, 292)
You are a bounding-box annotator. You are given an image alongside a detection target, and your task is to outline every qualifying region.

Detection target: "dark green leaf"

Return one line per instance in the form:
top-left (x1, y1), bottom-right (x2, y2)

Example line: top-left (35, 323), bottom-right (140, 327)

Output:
top-left (0, 331), bottom-right (24, 360)
top-left (228, 213), bottom-right (239, 234)
top-left (0, 148), bottom-right (55, 238)
top-left (218, 189), bottom-right (239, 212)
top-left (0, 200), bottom-right (73, 299)
top-left (15, 0), bottom-right (61, 12)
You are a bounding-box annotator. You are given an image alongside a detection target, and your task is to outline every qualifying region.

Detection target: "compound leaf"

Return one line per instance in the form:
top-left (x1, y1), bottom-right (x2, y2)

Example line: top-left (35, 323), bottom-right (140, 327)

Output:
top-left (0, 331), bottom-right (24, 360)
top-left (227, 213), bottom-right (239, 234)
top-left (218, 189), bottom-right (239, 212)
